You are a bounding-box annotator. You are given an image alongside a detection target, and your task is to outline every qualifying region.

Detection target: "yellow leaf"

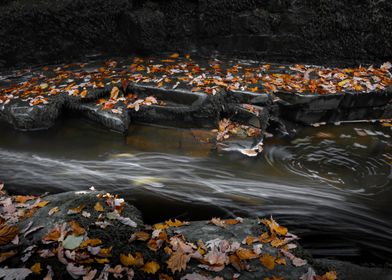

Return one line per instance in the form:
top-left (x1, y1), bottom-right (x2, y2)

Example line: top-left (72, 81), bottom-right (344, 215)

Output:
top-left (338, 79), bottom-right (351, 87)
top-left (80, 238), bottom-right (102, 248)
top-left (224, 219), bottom-right (240, 225)
top-left (260, 253), bottom-right (276, 270)
top-left (132, 231), bottom-right (150, 241)
top-left (165, 219), bottom-right (187, 227)
top-left (36, 201), bottom-right (49, 208)
top-left (170, 53), bottom-right (179, 59)
top-left (94, 202), bottom-right (104, 212)
top-left (0, 224), bottom-right (18, 245)
top-left (143, 261), bottom-right (160, 274)
top-left (325, 271), bottom-right (337, 280)
top-left (42, 228), bottom-right (61, 242)
top-left (31, 263), bottom-right (42, 274)
top-left (275, 257), bottom-right (286, 266)
top-left (95, 258), bottom-right (110, 264)
top-left (98, 247), bottom-right (112, 258)
top-left (120, 253), bottom-right (144, 267)
top-left (154, 223), bottom-right (169, 230)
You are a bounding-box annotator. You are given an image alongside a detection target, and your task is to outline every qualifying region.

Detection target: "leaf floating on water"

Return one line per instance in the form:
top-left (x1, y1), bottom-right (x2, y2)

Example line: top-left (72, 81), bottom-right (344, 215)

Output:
top-left (240, 149), bottom-right (258, 157)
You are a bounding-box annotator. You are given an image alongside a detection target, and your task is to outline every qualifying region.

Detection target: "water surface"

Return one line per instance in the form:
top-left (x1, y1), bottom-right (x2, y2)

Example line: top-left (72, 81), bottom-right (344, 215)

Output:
top-left (0, 118), bottom-right (391, 264)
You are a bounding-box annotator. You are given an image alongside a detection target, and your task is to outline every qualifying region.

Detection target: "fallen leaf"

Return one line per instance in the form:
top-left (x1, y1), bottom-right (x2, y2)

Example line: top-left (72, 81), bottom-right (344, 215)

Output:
top-left (0, 224), bottom-right (18, 245)
top-left (236, 248), bottom-right (259, 260)
top-left (67, 204), bottom-right (85, 215)
top-left (94, 202), bottom-right (104, 212)
top-left (110, 86), bottom-right (120, 100)
top-left (143, 261), bottom-right (160, 274)
top-left (48, 207), bottom-right (60, 216)
top-left (170, 53), bottom-right (179, 59)
top-left (30, 263), bottom-right (42, 274)
top-left (63, 235), bottom-right (84, 250)
top-left (260, 253), bottom-right (276, 270)
top-left (0, 250), bottom-right (17, 263)
top-left (69, 221), bottom-right (86, 236)
top-left (120, 252), bottom-right (144, 267)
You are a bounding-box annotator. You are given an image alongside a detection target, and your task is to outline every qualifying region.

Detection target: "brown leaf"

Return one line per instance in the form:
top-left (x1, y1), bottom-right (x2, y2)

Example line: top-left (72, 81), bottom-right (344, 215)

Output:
top-left (69, 221), bottom-right (86, 236)
top-left (110, 86), bottom-right (120, 100)
top-left (94, 202), bottom-right (104, 212)
top-left (143, 261), bottom-right (160, 274)
top-left (0, 250), bottom-right (17, 263)
top-left (0, 224), bottom-right (18, 245)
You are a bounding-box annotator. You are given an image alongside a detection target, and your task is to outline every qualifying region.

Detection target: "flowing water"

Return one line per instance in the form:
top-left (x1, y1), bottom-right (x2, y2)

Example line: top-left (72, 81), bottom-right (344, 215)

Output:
top-left (0, 118), bottom-right (391, 264)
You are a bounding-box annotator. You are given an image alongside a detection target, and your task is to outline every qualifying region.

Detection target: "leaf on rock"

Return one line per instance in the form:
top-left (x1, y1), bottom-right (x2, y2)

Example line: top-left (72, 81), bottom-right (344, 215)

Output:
top-left (63, 235), bottom-right (84, 250)
top-left (94, 202), bottom-right (104, 212)
top-left (0, 224), bottom-right (18, 245)
top-left (0, 250), bottom-right (17, 263)
top-left (236, 248), bottom-right (259, 260)
top-left (48, 207), bottom-right (60, 216)
top-left (120, 252), bottom-right (144, 267)
top-left (30, 263), bottom-right (42, 275)
top-left (69, 221), bottom-right (86, 236)
top-left (143, 261), bottom-right (160, 274)
top-left (67, 204), bottom-right (85, 215)
top-left (110, 87), bottom-right (120, 100)
top-left (14, 195), bottom-right (36, 204)
top-left (260, 253), bottom-right (276, 270)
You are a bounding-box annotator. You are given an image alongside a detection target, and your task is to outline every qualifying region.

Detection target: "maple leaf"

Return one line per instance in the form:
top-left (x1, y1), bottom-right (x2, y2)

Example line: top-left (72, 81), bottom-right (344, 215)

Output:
top-left (0, 224), bottom-right (18, 245)
top-left (260, 253), bottom-right (276, 270)
top-left (143, 261), bottom-right (160, 274)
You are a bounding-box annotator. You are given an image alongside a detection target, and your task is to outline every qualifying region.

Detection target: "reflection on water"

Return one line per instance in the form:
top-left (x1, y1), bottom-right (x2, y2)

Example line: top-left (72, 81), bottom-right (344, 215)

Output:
top-left (0, 119), bottom-right (391, 263)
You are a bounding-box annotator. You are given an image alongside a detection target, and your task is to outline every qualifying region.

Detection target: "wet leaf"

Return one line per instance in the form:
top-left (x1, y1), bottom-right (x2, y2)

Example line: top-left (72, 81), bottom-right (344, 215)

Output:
top-left (69, 220), bottom-right (86, 236)
top-left (0, 224), bottom-right (18, 245)
top-left (236, 248), bottom-right (259, 260)
top-left (110, 86), bottom-right (120, 100)
top-left (30, 263), bottom-right (42, 274)
top-left (80, 238), bottom-right (102, 248)
top-left (67, 204), bottom-right (85, 215)
top-left (0, 250), bottom-right (17, 263)
top-left (94, 202), bottom-right (104, 212)
top-left (63, 234), bottom-right (84, 250)
top-left (14, 195), bottom-right (35, 204)
top-left (260, 253), bottom-right (276, 270)
top-left (48, 207), bottom-right (60, 216)
top-left (170, 53), bottom-right (179, 59)
top-left (120, 252), bottom-right (144, 267)
top-left (142, 261), bottom-right (160, 274)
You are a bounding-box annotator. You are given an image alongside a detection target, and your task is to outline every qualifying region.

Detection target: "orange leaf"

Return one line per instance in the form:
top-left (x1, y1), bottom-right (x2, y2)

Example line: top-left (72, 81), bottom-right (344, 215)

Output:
top-left (14, 195), bottom-right (35, 203)
top-left (80, 238), bottom-right (102, 248)
top-left (120, 252), bottom-right (144, 267)
top-left (0, 225), bottom-right (18, 245)
top-left (94, 202), bottom-right (104, 212)
top-left (260, 253), bottom-right (276, 270)
top-left (169, 53), bottom-right (179, 59)
top-left (69, 220), bottom-right (85, 236)
top-left (30, 263), bottom-right (42, 274)
top-left (236, 248), bottom-right (259, 260)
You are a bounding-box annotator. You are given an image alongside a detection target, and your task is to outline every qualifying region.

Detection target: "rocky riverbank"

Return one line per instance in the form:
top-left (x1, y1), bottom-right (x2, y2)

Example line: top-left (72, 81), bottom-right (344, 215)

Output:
top-left (2, 185), bottom-right (391, 280)
top-left (1, 55), bottom-right (391, 157)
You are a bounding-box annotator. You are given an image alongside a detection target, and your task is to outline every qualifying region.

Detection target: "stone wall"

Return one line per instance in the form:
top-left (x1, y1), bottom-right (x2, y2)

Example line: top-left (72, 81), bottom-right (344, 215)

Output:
top-left (1, 0), bottom-right (392, 68)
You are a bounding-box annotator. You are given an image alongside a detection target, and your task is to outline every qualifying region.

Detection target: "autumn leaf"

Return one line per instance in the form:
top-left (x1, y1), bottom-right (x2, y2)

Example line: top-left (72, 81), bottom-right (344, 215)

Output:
top-left (31, 263), bottom-right (42, 274)
top-left (14, 195), bottom-right (35, 204)
top-left (0, 224), bottom-right (18, 245)
top-left (261, 218), bottom-right (288, 236)
top-left (170, 53), bottom-right (179, 59)
top-left (95, 258), bottom-right (110, 264)
top-left (80, 89), bottom-right (88, 98)
top-left (120, 252), bottom-right (144, 267)
top-left (143, 261), bottom-right (160, 274)
top-left (80, 238), bottom-right (102, 248)
top-left (36, 201), bottom-right (50, 208)
top-left (260, 253), bottom-right (276, 270)
top-left (275, 257), bottom-right (286, 266)
top-left (130, 231), bottom-right (150, 242)
top-left (0, 250), bottom-right (16, 263)
top-left (236, 248), bottom-right (259, 260)
top-left (48, 207), bottom-right (60, 216)
top-left (67, 204), bottom-right (85, 215)
top-left (110, 86), bottom-right (120, 100)
top-left (69, 220), bottom-right (86, 236)
top-left (42, 228), bottom-right (61, 242)
top-left (94, 202), bottom-right (104, 212)
top-left (325, 271), bottom-right (337, 280)
top-left (165, 219), bottom-right (189, 227)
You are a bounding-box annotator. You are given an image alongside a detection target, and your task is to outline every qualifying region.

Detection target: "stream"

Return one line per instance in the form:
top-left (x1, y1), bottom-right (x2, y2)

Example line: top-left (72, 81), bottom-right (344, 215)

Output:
top-left (0, 118), bottom-right (391, 264)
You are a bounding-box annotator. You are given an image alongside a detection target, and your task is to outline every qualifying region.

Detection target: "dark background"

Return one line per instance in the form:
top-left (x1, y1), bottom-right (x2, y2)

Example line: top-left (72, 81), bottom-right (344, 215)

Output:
top-left (1, 0), bottom-right (391, 68)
